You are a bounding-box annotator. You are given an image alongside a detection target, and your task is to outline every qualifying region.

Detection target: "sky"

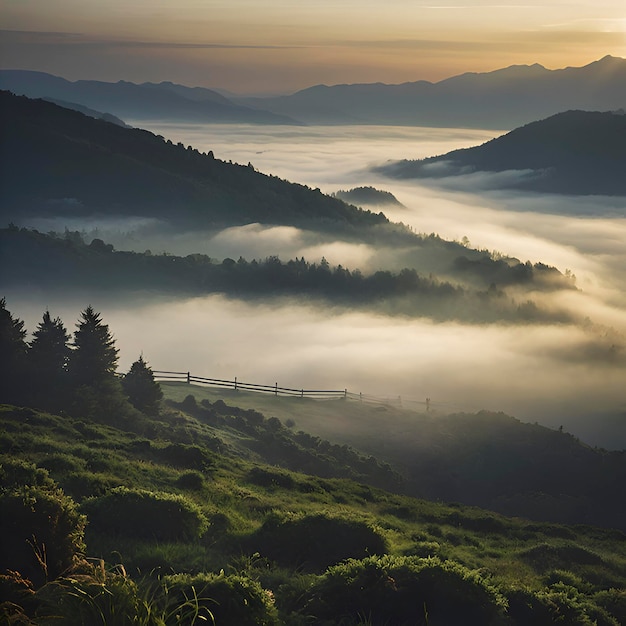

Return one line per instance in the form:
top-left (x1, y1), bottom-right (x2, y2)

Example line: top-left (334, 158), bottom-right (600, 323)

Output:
top-left (1, 0), bottom-right (625, 94)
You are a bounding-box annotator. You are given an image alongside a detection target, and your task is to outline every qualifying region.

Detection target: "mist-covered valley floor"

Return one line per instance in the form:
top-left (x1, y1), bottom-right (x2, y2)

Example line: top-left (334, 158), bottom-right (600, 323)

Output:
top-left (9, 122), bottom-right (626, 449)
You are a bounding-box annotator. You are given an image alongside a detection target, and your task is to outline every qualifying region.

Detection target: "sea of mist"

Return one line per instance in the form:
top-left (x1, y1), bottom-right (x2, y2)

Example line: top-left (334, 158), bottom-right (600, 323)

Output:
top-left (11, 122), bottom-right (626, 449)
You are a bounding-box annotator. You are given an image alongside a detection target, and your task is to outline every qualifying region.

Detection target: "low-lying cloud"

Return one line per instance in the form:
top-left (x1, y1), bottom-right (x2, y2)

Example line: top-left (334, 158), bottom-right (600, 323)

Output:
top-left (10, 122), bottom-right (626, 450)
top-left (5, 290), bottom-right (625, 449)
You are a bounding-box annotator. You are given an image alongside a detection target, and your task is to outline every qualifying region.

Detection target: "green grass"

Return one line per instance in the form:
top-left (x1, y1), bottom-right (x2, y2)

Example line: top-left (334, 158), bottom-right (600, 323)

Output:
top-left (1, 401), bottom-right (625, 625)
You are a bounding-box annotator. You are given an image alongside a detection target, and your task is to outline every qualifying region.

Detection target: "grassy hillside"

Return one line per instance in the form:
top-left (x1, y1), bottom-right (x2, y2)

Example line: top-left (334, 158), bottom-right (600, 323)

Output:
top-left (2, 399), bottom-right (625, 625)
top-left (160, 383), bottom-right (626, 532)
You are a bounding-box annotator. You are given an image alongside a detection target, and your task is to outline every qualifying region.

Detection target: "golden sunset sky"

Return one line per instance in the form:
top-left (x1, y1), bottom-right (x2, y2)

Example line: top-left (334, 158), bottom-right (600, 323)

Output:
top-left (1, 0), bottom-right (625, 93)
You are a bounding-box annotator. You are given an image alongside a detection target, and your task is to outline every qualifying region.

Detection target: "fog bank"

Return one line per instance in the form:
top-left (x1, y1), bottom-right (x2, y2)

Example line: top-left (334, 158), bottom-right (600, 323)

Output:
top-left (9, 123), bottom-right (626, 449)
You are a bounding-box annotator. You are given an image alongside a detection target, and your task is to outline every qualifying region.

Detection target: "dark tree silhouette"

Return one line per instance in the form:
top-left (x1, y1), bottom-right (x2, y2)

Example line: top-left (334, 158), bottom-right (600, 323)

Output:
top-left (28, 311), bottom-right (71, 410)
top-left (0, 298), bottom-right (28, 403)
top-left (67, 306), bottom-right (136, 422)
top-left (68, 306), bottom-right (119, 387)
top-left (122, 355), bottom-right (163, 415)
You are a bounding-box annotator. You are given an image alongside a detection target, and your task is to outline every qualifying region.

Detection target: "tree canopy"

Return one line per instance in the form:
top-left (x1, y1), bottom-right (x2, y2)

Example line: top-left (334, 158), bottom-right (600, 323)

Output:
top-left (69, 305), bottom-right (119, 387)
top-left (0, 297), bottom-right (28, 403)
top-left (122, 355), bottom-right (163, 415)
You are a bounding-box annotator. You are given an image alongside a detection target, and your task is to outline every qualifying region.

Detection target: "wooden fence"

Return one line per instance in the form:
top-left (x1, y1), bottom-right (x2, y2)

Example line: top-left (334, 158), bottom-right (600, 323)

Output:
top-left (153, 370), bottom-right (402, 406)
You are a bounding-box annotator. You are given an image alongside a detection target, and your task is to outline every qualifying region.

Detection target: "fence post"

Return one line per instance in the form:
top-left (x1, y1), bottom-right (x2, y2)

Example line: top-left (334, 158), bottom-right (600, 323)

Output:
top-left (275, 382), bottom-right (278, 396)
top-left (344, 388), bottom-right (347, 398)
top-left (186, 371), bottom-right (190, 384)
top-left (359, 392), bottom-right (362, 402)
top-left (235, 376), bottom-right (238, 391)
top-left (301, 389), bottom-right (304, 398)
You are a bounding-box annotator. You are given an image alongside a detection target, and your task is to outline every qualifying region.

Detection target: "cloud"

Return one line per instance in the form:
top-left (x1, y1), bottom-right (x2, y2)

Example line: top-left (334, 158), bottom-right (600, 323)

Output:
top-left (0, 30), bottom-right (300, 50)
top-left (7, 123), bottom-right (626, 450)
top-left (5, 290), bottom-right (625, 449)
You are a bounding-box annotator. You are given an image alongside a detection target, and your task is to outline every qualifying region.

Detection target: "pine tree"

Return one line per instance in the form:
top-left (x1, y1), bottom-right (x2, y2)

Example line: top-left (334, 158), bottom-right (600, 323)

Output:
top-left (0, 298), bottom-right (28, 403)
top-left (69, 306), bottom-right (119, 388)
top-left (28, 310), bottom-right (71, 410)
top-left (67, 306), bottom-right (134, 422)
top-left (122, 355), bottom-right (163, 415)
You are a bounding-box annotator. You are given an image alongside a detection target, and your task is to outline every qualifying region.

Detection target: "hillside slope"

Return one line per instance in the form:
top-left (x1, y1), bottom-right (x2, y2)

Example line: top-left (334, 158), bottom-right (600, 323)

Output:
top-left (375, 110), bottom-right (626, 196)
top-left (2, 397), bottom-right (625, 625)
top-left (161, 384), bottom-right (626, 532)
top-left (0, 91), bottom-right (385, 231)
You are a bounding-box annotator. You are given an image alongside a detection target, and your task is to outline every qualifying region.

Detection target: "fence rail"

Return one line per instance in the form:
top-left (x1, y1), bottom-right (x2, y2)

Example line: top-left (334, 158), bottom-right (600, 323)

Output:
top-left (153, 370), bottom-right (402, 406)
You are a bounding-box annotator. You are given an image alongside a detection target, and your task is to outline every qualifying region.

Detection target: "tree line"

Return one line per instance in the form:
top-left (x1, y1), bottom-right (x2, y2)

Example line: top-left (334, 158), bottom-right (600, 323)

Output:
top-left (0, 299), bottom-right (162, 419)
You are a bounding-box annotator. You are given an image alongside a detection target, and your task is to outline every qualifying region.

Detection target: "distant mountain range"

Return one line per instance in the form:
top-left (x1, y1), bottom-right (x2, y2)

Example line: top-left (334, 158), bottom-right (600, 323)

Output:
top-left (0, 70), bottom-right (299, 125)
top-left (374, 110), bottom-right (626, 196)
top-left (238, 55), bottom-right (626, 129)
top-left (0, 91), bottom-right (383, 230)
top-left (2, 56), bottom-right (624, 130)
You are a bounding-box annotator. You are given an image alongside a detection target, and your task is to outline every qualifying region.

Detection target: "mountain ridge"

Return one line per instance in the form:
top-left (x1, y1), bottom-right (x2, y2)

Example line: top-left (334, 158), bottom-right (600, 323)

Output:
top-left (0, 91), bottom-right (384, 230)
top-left (0, 69), bottom-right (300, 125)
top-left (237, 55), bottom-right (626, 128)
top-left (374, 110), bottom-right (626, 196)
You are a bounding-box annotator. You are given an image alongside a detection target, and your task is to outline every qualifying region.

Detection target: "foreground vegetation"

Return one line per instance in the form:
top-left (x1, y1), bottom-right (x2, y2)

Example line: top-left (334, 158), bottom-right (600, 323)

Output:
top-left (2, 399), bottom-right (625, 625)
top-left (1, 301), bottom-right (625, 624)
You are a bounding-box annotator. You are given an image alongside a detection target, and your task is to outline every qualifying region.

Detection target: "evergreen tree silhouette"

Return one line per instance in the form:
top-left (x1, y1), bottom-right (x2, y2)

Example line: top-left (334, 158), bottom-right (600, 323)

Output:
top-left (0, 298), bottom-right (28, 403)
top-left (122, 355), bottom-right (163, 415)
top-left (28, 310), bottom-right (71, 410)
top-left (69, 306), bottom-right (119, 387)
top-left (67, 306), bottom-right (134, 422)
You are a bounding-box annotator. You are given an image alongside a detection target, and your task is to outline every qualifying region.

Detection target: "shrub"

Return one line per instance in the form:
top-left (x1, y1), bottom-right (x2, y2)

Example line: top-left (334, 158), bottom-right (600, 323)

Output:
top-left (519, 543), bottom-right (605, 573)
top-left (163, 572), bottom-right (278, 626)
top-left (250, 512), bottom-right (388, 573)
top-left (62, 471), bottom-right (118, 500)
top-left (176, 470), bottom-right (205, 490)
top-left (38, 453), bottom-right (85, 475)
top-left (0, 457), bottom-right (55, 490)
top-left (507, 583), bottom-right (620, 626)
top-left (155, 443), bottom-right (214, 471)
top-left (247, 467), bottom-right (295, 489)
top-left (0, 486), bottom-right (86, 587)
top-left (300, 554), bottom-right (508, 626)
top-left (81, 487), bottom-right (208, 542)
top-left (33, 560), bottom-right (150, 626)
top-left (595, 588), bottom-right (626, 626)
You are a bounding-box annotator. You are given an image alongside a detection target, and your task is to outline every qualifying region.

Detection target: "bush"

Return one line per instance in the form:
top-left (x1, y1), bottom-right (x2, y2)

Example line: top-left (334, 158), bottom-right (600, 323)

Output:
top-left (176, 470), bottom-right (205, 490)
top-left (0, 457), bottom-right (55, 490)
top-left (300, 554), bottom-right (508, 626)
top-left (33, 560), bottom-right (150, 626)
top-left (155, 443), bottom-right (214, 471)
top-left (81, 487), bottom-right (208, 542)
top-left (0, 486), bottom-right (86, 587)
top-left (247, 467), bottom-right (295, 489)
top-left (250, 512), bottom-right (388, 573)
top-left (38, 453), bottom-right (85, 475)
top-left (595, 588), bottom-right (626, 626)
top-left (163, 572), bottom-right (278, 626)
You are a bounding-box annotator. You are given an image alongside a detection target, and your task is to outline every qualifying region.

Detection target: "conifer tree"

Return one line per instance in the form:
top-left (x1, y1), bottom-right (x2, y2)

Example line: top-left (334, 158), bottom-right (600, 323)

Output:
top-left (67, 306), bottom-right (134, 422)
top-left (69, 306), bottom-right (119, 387)
top-left (122, 355), bottom-right (163, 415)
top-left (0, 298), bottom-right (28, 403)
top-left (28, 310), bottom-right (71, 410)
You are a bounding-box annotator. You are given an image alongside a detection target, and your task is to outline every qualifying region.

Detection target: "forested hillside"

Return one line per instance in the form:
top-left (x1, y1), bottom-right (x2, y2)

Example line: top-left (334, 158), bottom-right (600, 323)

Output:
top-left (0, 227), bottom-right (578, 324)
top-left (0, 91), bottom-right (385, 231)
